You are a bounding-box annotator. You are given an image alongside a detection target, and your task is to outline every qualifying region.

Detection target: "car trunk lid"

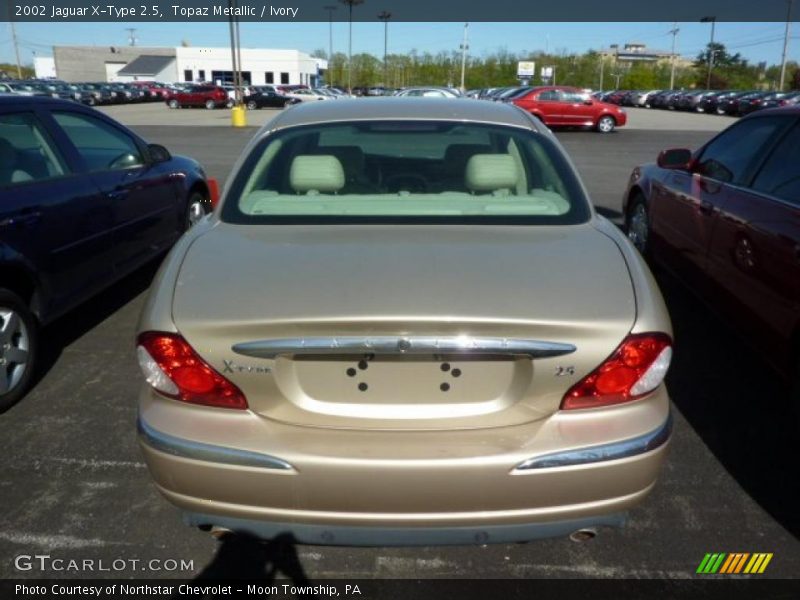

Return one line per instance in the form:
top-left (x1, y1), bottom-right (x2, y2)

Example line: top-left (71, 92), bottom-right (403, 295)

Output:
top-left (172, 223), bottom-right (636, 430)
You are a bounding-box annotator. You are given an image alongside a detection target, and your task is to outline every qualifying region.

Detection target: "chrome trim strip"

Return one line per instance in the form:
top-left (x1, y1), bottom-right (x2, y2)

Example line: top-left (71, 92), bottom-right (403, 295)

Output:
top-left (232, 336), bottom-right (576, 360)
top-left (137, 417), bottom-right (294, 471)
top-left (514, 413), bottom-right (673, 470)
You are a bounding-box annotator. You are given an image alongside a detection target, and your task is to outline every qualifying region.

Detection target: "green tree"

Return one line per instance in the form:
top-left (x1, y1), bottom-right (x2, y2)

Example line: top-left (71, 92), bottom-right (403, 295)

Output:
top-left (694, 42), bottom-right (760, 89)
top-left (621, 62), bottom-right (657, 89)
top-left (326, 52), bottom-right (347, 87)
top-left (351, 53), bottom-right (381, 87)
top-left (0, 64), bottom-right (34, 79)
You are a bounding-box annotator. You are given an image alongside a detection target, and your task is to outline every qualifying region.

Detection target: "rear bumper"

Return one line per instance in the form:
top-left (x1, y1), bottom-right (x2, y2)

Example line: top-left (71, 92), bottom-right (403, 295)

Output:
top-left (181, 511), bottom-right (628, 546)
top-left (138, 387), bottom-right (672, 543)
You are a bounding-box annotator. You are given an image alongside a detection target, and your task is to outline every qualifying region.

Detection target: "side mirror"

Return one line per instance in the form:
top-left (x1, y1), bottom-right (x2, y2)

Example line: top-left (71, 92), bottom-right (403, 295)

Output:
top-left (657, 148), bottom-right (693, 170)
top-left (147, 143), bottom-right (172, 163)
top-left (584, 99), bottom-right (594, 105)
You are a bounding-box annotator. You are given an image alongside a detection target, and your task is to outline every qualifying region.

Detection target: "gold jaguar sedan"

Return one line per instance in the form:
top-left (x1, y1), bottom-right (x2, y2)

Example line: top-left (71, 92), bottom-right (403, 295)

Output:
top-left (136, 98), bottom-right (673, 545)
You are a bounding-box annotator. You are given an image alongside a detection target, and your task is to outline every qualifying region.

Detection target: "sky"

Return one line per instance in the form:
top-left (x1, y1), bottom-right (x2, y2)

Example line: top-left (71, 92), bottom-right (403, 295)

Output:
top-left (1, 21), bottom-right (797, 68)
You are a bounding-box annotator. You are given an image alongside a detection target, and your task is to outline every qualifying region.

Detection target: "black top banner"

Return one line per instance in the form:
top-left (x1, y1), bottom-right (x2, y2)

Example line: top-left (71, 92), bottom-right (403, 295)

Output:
top-left (3, 0), bottom-right (800, 22)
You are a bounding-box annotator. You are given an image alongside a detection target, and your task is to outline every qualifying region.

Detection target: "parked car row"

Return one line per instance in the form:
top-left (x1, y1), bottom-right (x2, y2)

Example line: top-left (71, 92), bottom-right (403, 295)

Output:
top-left (165, 84), bottom-right (356, 110)
top-left (2, 92), bottom-right (797, 548)
top-left (0, 79), bottom-right (176, 106)
top-left (595, 88), bottom-right (800, 117)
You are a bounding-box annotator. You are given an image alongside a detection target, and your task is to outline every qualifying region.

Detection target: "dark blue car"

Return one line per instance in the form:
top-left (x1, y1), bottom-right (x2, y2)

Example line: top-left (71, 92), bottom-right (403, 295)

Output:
top-left (0, 96), bottom-right (213, 409)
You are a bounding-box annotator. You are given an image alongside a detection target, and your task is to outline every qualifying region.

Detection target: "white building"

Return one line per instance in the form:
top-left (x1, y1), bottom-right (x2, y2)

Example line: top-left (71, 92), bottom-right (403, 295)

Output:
top-left (173, 47), bottom-right (327, 87)
top-left (52, 46), bottom-right (327, 86)
top-left (34, 56), bottom-right (57, 79)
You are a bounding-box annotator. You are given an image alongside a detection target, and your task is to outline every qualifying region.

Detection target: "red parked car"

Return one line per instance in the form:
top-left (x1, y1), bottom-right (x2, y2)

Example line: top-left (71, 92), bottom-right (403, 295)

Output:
top-left (512, 86), bottom-right (627, 133)
top-left (623, 107), bottom-right (800, 395)
top-left (129, 81), bottom-right (172, 101)
top-left (166, 85), bottom-right (229, 110)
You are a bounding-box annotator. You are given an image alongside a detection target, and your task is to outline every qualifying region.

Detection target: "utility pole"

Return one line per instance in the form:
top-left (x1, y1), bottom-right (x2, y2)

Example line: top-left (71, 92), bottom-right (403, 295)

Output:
top-left (378, 11), bottom-right (391, 87)
top-left (323, 5), bottom-right (336, 65)
top-left (10, 21), bottom-right (22, 79)
top-left (779, 0), bottom-right (794, 91)
top-left (235, 3), bottom-right (243, 98)
top-left (339, 0), bottom-right (364, 94)
top-left (459, 22), bottom-right (469, 92)
top-left (701, 17), bottom-right (716, 89)
top-left (668, 23), bottom-right (679, 90)
top-left (125, 28), bottom-right (137, 46)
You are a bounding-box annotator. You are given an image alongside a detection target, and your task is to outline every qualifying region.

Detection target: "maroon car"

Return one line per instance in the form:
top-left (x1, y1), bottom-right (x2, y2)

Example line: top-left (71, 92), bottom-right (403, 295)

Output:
top-left (623, 107), bottom-right (800, 393)
top-left (512, 86), bottom-right (628, 133)
top-left (130, 81), bottom-right (171, 101)
top-left (166, 85), bottom-right (228, 110)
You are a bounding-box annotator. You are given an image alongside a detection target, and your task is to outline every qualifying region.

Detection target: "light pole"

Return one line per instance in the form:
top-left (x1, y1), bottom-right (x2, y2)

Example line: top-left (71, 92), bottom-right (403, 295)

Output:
top-left (10, 21), bottom-right (22, 79)
top-left (339, 0), bottom-right (364, 94)
top-left (668, 23), bottom-right (680, 90)
top-left (459, 22), bottom-right (469, 92)
top-left (701, 16), bottom-right (716, 89)
top-left (324, 5), bottom-right (336, 67)
top-left (779, 0), bottom-right (794, 91)
top-left (378, 10), bottom-right (391, 87)
top-left (125, 28), bottom-right (138, 46)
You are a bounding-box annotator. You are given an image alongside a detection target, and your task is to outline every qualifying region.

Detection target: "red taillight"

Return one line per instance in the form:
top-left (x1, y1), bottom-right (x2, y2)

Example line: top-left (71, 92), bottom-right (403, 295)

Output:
top-left (207, 178), bottom-right (220, 209)
top-left (137, 332), bottom-right (247, 410)
top-left (561, 333), bottom-right (672, 411)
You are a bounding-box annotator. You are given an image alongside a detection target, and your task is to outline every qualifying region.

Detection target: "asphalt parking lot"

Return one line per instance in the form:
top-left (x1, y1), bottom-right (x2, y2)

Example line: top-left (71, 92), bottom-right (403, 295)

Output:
top-left (1, 104), bottom-right (798, 581)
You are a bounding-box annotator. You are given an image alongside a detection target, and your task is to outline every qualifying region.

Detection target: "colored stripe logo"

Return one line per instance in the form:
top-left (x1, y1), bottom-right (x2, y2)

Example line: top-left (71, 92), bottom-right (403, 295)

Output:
top-left (696, 553), bottom-right (773, 574)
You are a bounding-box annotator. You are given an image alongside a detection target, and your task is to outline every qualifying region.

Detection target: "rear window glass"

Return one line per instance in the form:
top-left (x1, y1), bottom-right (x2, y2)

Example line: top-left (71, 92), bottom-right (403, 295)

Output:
top-left (222, 121), bottom-right (590, 225)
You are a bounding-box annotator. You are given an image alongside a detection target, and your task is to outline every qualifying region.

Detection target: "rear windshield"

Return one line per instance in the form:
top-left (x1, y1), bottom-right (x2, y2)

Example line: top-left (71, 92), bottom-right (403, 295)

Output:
top-left (221, 121), bottom-right (590, 225)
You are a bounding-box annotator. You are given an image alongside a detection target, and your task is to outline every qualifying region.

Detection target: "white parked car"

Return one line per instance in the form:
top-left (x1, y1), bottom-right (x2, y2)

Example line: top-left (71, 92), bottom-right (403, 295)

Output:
top-left (284, 89), bottom-right (329, 102)
top-left (394, 87), bottom-right (462, 98)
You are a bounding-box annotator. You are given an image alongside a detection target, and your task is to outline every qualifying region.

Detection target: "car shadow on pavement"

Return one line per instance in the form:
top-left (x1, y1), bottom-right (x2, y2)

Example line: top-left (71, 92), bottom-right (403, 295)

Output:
top-left (656, 269), bottom-right (800, 539)
top-left (32, 259), bottom-right (161, 396)
top-left (183, 532), bottom-right (310, 595)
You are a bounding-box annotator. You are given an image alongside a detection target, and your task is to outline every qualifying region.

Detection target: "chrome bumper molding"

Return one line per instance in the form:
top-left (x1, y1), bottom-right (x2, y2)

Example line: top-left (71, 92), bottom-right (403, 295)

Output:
top-left (137, 417), bottom-right (294, 471)
top-left (515, 413), bottom-right (673, 470)
top-left (232, 336), bottom-right (576, 360)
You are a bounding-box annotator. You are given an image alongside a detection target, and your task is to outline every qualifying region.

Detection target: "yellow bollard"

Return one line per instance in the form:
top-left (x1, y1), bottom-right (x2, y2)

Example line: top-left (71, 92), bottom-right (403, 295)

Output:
top-left (231, 105), bottom-right (247, 127)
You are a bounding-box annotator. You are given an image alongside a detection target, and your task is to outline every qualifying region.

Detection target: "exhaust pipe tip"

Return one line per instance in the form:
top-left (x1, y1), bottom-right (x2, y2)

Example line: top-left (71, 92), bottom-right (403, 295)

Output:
top-left (209, 526), bottom-right (234, 539)
top-left (569, 528), bottom-right (597, 543)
